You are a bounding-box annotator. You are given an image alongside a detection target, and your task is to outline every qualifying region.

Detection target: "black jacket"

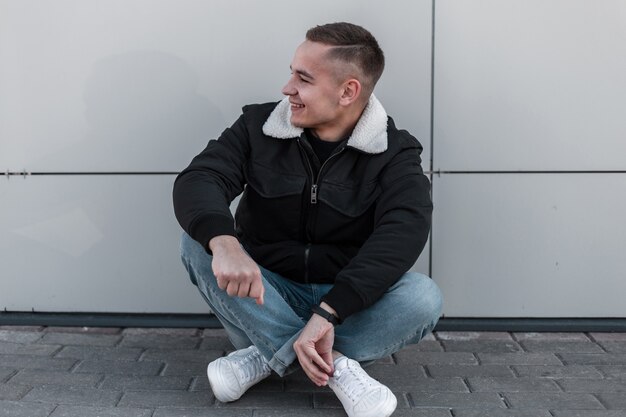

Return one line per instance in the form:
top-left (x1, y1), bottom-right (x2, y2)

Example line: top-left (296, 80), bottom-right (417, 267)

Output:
top-left (173, 96), bottom-right (432, 320)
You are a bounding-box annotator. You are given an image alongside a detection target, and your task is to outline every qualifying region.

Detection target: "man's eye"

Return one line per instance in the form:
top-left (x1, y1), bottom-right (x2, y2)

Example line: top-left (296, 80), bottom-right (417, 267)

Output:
top-left (300, 77), bottom-right (310, 83)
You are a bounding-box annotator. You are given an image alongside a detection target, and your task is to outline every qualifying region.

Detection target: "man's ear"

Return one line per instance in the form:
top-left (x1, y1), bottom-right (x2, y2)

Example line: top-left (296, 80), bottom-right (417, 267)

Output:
top-left (339, 79), bottom-right (362, 106)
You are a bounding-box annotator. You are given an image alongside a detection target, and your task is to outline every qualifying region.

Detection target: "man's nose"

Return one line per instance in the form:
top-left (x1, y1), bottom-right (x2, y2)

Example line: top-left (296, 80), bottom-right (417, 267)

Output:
top-left (282, 78), bottom-right (296, 96)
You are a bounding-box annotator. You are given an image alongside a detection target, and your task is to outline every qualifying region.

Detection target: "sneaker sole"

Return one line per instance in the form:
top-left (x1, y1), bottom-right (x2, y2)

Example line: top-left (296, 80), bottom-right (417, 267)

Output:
top-left (207, 359), bottom-right (240, 403)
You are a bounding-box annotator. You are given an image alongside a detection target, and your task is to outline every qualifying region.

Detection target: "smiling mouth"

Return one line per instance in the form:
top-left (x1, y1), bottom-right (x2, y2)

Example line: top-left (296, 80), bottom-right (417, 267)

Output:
top-left (290, 102), bottom-right (305, 109)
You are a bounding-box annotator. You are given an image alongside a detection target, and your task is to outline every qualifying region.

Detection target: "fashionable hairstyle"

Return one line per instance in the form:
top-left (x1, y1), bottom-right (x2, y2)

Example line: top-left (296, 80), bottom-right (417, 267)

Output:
top-left (306, 22), bottom-right (385, 95)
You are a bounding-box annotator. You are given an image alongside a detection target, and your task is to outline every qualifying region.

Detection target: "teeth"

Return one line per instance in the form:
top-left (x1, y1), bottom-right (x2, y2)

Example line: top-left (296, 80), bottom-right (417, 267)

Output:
top-left (291, 103), bottom-right (304, 108)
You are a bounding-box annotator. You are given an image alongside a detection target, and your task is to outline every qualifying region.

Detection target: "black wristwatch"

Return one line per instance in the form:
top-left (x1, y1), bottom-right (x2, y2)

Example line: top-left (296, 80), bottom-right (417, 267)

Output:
top-left (311, 304), bottom-right (341, 326)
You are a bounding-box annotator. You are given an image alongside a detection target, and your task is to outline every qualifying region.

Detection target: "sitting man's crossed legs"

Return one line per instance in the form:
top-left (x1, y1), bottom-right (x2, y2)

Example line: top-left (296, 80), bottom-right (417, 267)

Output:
top-left (180, 233), bottom-right (443, 417)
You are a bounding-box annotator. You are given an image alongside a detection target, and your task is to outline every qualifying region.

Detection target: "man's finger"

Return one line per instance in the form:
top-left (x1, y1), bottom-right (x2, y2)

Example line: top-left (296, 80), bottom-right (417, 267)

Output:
top-left (225, 281), bottom-right (239, 297)
top-left (215, 274), bottom-right (227, 290)
top-left (237, 282), bottom-right (251, 298)
top-left (249, 279), bottom-right (264, 305)
top-left (320, 351), bottom-right (334, 375)
top-left (310, 350), bottom-right (332, 375)
top-left (300, 347), bottom-right (331, 384)
top-left (302, 357), bottom-right (328, 385)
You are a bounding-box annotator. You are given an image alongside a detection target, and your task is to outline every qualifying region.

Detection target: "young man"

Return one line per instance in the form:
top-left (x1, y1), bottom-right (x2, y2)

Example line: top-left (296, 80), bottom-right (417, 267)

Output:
top-left (173, 22), bottom-right (442, 417)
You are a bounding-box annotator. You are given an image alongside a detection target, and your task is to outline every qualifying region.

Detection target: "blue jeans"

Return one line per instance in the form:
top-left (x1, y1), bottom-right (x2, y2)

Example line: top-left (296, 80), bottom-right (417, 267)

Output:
top-left (180, 232), bottom-right (443, 376)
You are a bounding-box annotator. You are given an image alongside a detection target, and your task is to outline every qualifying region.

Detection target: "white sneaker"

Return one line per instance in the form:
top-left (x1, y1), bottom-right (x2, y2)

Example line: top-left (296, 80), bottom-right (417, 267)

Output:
top-left (207, 345), bottom-right (271, 402)
top-left (328, 356), bottom-right (397, 417)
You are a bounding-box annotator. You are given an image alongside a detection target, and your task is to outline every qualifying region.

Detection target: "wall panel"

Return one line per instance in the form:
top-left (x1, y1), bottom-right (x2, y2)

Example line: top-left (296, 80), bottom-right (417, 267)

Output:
top-left (0, 0), bottom-right (432, 173)
top-left (432, 174), bottom-right (626, 317)
top-left (434, 0), bottom-right (626, 171)
top-left (0, 175), bottom-right (209, 312)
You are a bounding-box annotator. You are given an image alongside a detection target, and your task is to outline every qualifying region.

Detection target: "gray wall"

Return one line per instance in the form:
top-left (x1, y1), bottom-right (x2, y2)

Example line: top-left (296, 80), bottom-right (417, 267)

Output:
top-left (1, 0), bottom-right (624, 317)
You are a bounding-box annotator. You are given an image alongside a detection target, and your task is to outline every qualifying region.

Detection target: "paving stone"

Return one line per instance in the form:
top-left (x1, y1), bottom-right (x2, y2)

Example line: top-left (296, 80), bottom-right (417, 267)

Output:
top-left (0, 341), bottom-right (61, 356)
top-left (0, 400), bottom-right (54, 417)
top-left (466, 377), bottom-right (561, 392)
top-left (409, 392), bottom-right (506, 408)
top-left (255, 410), bottom-right (346, 417)
top-left (560, 353), bottom-right (626, 365)
top-left (154, 409), bottom-right (253, 417)
top-left (122, 327), bottom-right (200, 336)
top-left (374, 356), bottom-right (395, 364)
top-left (74, 360), bottom-right (163, 376)
top-left (590, 333), bottom-right (626, 342)
top-left (218, 392), bottom-right (311, 409)
top-left (597, 392), bottom-right (626, 409)
top-left (199, 327), bottom-right (227, 336)
top-left (119, 334), bottom-right (201, 349)
top-left (56, 346), bottom-right (143, 360)
top-left (387, 411), bottom-right (453, 417)
top-left (193, 373), bottom-right (283, 393)
top-left (257, 410), bottom-right (452, 417)
top-left (0, 367), bottom-right (16, 382)
top-left (45, 326), bottom-right (122, 334)
top-left (597, 342), bottom-right (626, 353)
top-left (552, 412), bottom-right (626, 417)
top-left (436, 332), bottom-right (513, 341)
top-left (427, 365), bottom-right (514, 378)
top-left (280, 370), bottom-right (330, 393)
top-left (513, 332), bottom-right (591, 341)
top-left (453, 410), bottom-right (552, 417)
top-left (441, 340), bottom-right (522, 353)
top-left (22, 385), bottom-right (121, 406)
top-left (503, 392), bottom-right (605, 409)
top-left (101, 374), bottom-right (192, 390)
top-left (38, 333), bottom-right (121, 347)
top-left (422, 333), bottom-right (437, 341)
top-left (412, 340), bottom-right (444, 352)
top-left (314, 392), bottom-right (409, 409)
top-left (7, 369), bottom-right (102, 387)
top-left (558, 378), bottom-right (626, 393)
top-left (596, 365), bottom-right (626, 378)
top-left (49, 405), bottom-right (152, 417)
top-left (0, 326), bottom-right (45, 332)
top-left (0, 330), bottom-right (44, 344)
top-left (394, 351), bottom-right (478, 366)
top-left (141, 348), bottom-right (223, 363)
top-left (387, 377), bottom-right (469, 392)
top-left (118, 389), bottom-right (213, 407)
top-left (361, 363), bottom-right (428, 380)
top-left (225, 391), bottom-right (312, 409)
top-left (0, 384), bottom-right (31, 400)
top-left (0, 354), bottom-right (76, 371)
top-left (161, 360), bottom-right (209, 377)
top-left (519, 340), bottom-right (604, 353)
top-left (512, 365), bottom-right (603, 379)
top-left (477, 353), bottom-right (562, 366)
top-left (199, 337), bottom-right (235, 351)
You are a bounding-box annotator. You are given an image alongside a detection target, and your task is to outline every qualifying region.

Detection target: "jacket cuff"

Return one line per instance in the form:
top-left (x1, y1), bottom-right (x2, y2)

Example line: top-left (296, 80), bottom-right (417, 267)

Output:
top-left (190, 213), bottom-right (237, 251)
top-left (321, 282), bottom-right (364, 322)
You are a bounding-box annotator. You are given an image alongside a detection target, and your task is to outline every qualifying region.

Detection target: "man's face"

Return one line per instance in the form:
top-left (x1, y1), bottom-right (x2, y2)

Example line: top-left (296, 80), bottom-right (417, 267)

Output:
top-left (282, 41), bottom-right (346, 135)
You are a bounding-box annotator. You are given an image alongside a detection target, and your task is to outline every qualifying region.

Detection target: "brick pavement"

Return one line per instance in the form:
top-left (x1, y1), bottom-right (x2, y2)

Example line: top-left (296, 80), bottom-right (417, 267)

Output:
top-left (0, 326), bottom-right (625, 416)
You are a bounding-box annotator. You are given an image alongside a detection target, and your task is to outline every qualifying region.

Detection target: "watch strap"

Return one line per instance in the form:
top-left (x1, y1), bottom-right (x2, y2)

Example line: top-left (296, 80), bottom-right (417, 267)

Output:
top-left (311, 304), bottom-right (340, 326)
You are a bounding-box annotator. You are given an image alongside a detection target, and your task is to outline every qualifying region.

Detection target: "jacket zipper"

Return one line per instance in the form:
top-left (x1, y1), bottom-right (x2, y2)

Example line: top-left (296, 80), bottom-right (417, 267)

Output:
top-left (309, 148), bottom-right (345, 204)
top-left (297, 138), bottom-right (345, 283)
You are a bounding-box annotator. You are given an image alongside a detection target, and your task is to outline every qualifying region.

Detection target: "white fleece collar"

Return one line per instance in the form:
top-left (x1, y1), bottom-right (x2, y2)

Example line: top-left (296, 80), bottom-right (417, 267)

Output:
top-left (262, 94), bottom-right (388, 154)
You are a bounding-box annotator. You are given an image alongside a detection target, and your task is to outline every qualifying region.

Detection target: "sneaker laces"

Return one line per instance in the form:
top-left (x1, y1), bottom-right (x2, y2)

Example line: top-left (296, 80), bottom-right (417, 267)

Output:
top-left (332, 360), bottom-right (375, 402)
top-left (233, 349), bottom-right (270, 384)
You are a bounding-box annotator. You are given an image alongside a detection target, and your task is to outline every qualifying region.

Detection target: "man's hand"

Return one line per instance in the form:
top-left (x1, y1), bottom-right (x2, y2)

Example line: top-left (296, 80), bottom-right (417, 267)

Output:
top-left (209, 235), bottom-right (264, 305)
top-left (293, 304), bottom-right (337, 386)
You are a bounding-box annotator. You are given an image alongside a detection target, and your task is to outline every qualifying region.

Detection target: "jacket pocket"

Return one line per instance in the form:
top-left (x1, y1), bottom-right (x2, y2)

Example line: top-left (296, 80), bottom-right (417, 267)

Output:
top-left (237, 162), bottom-right (306, 244)
top-left (246, 162), bottom-right (306, 198)
top-left (318, 179), bottom-right (380, 218)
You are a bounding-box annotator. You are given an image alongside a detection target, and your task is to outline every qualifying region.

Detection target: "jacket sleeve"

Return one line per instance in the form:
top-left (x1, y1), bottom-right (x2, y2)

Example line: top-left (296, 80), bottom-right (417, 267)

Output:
top-left (321, 138), bottom-right (433, 320)
top-left (172, 113), bottom-right (250, 250)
